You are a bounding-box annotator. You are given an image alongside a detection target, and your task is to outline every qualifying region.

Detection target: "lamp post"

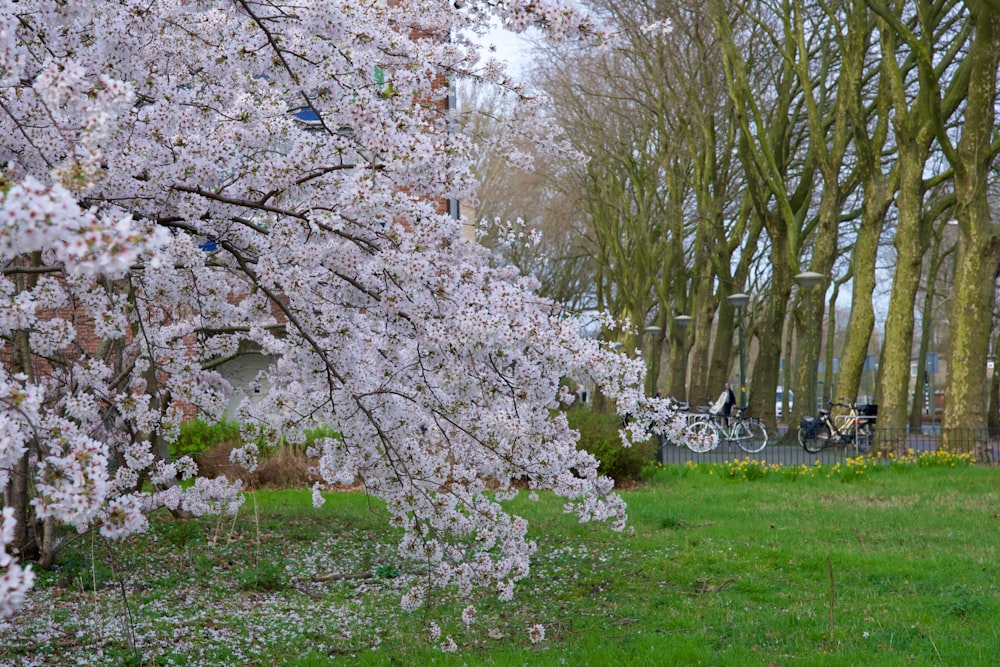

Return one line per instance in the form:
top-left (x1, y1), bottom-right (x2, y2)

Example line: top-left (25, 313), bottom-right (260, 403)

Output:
top-left (644, 325), bottom-right (663, 397)
top-left (726, 293), bottom-right (750, 409)
top-left (794, 271), bottom-right (826, 416)
top-left (674, 315), bottom-right (692, 404)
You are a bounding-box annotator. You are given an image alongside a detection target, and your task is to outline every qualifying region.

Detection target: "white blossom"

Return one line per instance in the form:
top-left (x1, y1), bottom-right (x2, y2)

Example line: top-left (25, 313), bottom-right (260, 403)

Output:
top-left (0, 0), bottom-right (679, 622)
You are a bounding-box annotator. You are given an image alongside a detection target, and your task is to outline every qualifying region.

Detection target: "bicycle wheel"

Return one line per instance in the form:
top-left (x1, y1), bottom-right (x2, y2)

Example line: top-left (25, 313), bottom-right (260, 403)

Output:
top-left (736, 419), bottom-right (768, 453)
top-left (684, 420), bottom-right (719, 453)
top-left (798, 424), bottom-right (826, 453)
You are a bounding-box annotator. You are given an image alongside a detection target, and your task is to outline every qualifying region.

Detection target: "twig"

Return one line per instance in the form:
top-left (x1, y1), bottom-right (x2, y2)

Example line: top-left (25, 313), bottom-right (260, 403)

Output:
top-left (696, 577), bottom-right (736, 595)
top-left (312, 571), bottom-right (375, 583)
top-left (100, 536), bottom-right (140, 662)
top-left (654, 627), bottom-right (701, 635)
top-left (928, 629), bottom-right (942, 660)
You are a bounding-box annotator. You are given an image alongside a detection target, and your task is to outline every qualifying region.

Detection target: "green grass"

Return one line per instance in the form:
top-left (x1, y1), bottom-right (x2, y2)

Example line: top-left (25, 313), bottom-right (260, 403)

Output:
top-left (5, 460), bottom-right (1000, 665)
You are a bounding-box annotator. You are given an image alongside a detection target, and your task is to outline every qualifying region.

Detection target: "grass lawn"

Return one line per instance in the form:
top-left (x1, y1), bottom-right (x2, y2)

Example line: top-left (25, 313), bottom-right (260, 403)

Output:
top-left (4, 458), bottom-right (999, 666)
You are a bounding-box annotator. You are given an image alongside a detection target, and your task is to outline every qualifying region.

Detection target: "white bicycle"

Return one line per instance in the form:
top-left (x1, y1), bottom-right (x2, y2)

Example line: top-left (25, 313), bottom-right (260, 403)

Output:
top-left (683, 407), bottom-right (769, 454)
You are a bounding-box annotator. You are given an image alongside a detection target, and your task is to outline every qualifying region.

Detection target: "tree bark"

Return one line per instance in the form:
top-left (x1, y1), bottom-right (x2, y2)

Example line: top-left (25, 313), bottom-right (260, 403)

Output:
top-left (940, 9), bottom-right (1000, 442)
top-left (908, 214), bottom-right (956, 429)
top-left (878, 148), bottom-right (931, 431)
top-left (835, 0), bottom-right (891, 418)
top-left (9, 256), bottom-right (41, 560)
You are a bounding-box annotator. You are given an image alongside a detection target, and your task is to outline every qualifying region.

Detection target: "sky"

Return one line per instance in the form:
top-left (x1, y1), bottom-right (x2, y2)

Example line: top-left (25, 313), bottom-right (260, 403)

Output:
top-left (470, 22), bottom-right (537, 76)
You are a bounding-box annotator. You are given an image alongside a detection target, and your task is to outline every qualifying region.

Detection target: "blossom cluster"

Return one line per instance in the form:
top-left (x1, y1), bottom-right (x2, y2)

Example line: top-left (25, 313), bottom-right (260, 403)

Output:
top-left (0, 508), bottom-right (33, 618)
top-left (0, 0), bottom-right (678, 624)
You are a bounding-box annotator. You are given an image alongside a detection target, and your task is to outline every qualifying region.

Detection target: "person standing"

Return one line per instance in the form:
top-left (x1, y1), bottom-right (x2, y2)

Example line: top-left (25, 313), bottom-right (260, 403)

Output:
top-left (710, 382), bottom-right (737, 424)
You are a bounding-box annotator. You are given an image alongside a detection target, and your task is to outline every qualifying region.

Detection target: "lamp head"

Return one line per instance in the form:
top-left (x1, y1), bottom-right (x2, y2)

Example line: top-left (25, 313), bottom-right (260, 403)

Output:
top-left (793, 271), bottom-right (826, 289)
top-left (726, 293), bottom-right (750, 308)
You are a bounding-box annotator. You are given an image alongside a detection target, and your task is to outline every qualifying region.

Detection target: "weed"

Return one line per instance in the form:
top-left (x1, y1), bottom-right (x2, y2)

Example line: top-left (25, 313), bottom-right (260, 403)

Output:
top-left (237, 558), bottom-right (287, 592)
top-left (935, 584), bottom-right (984, 617)
top-left (375, 564), bottom-right (401, 578)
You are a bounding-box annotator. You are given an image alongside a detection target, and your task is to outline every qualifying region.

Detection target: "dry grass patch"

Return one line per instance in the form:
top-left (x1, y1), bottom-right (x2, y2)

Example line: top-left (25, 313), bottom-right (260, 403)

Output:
top-left (196, 443), bottom-right (324, 489)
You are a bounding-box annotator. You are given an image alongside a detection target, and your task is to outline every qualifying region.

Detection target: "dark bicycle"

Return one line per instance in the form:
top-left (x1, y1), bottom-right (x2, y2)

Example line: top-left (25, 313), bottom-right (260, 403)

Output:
top-left (798, 399), bottom-right (877, 453)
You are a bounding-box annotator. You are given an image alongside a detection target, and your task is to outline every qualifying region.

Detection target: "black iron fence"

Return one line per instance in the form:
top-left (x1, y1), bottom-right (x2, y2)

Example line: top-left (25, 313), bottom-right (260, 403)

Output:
top-left (657, 426), bottom-right (1000, 467)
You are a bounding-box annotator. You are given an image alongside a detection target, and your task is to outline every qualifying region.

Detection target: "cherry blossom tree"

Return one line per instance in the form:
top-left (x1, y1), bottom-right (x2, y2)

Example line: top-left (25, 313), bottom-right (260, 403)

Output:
top-left (0, 0), bottom-right (677, 618)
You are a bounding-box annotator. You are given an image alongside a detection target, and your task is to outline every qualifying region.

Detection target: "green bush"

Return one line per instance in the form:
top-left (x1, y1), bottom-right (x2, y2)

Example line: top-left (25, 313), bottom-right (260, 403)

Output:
top-left (565, 408), bottom-right (656, 483)
top-left (303, 425), bottom-right (341, 447)
top-left (170, 418), bottom-right (243, 459)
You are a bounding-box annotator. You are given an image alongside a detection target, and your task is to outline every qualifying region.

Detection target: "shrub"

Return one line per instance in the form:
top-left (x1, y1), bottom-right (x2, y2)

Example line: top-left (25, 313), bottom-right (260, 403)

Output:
top-left (175, 420), bottom-right (344, 489)
top-left (196, 443), bottom-right (322, 489)
top-left (254, 445), bottom-right (323, 489)
top-left (171, 418), bottom-right (242, 460)
top-left (565, 408), bottom-right (656, 484)
top-left (193, 442), bottom-right (246, 481)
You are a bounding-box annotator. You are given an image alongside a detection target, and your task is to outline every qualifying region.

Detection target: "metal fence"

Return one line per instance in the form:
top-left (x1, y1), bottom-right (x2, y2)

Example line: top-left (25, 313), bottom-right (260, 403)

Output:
top-left (657, 426), bottom-right (1000, 467)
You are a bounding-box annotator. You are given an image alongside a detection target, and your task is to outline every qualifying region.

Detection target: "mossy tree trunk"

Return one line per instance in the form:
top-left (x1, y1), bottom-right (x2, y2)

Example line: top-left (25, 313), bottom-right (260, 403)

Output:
top-left (940, 7), bottom-right (1000, 440)
top-left (877, 148), bottom-right (933, 431)
top-left (751, 228), bottom-right (795, 422)
top-left (867, 0), bottom-right (970, 435)
top-left (989, 325), bottom-right (1000, 434)
top-left (823, 276), bottom-right (850, 404)
top-left (687, 227), bottom-right (719, 405)
top-left (908, 211), bottom-right (958, 430)
top-left (714, 0), bottom-right (851, 428)
top-left (789, 0), bottom-right (857, 419)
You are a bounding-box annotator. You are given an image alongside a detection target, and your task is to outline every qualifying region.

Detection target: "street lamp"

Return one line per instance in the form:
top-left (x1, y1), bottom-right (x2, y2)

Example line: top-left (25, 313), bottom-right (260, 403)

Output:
top-left (794, 271), bottom-right (826, 416)
top-left (674, 315), bottom-right (692, 404)
top-left (726, 293), bottom-right (750, 409)
top-left (644, 325), bottom-right (663, 397)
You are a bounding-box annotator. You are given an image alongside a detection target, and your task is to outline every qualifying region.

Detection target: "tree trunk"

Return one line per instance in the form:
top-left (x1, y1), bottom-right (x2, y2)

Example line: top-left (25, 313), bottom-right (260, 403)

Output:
top-left (989, 325), bottom-right (1000, 435)
top-left (941, 225), bottom-right (1000, 436)
top-left (823, 279), bottom-right (846, 406)
top-left (709, 296), bottom-right (737, 396)
top-left (687, 228), bottom-right (718, 405)
top-left (8, 447), bottom-right (32, 560)
top-left (836, 215), bottom-right (885, 415)
top-left (750, 231), bottom-right (792, 423)
top-left (836, 0), bottom-right (893, 427)
top-left (940, 9), bottom-right (1000, 444)
top-left (877, 147), bottom-right (930, 431)
top-left (666, 330), bottom-right (686, 402)
top-left (792, 294), bottom-right (809, 419)
top-left (908, 218), bottom-right (954, 430)
top-left (9, 258), bottom-right (40, 560)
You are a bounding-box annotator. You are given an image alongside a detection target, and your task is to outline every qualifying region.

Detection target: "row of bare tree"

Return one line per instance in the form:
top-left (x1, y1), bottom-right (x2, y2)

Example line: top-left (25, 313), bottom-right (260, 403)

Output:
top-left (469, 0), bottom-right (1000, 438)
